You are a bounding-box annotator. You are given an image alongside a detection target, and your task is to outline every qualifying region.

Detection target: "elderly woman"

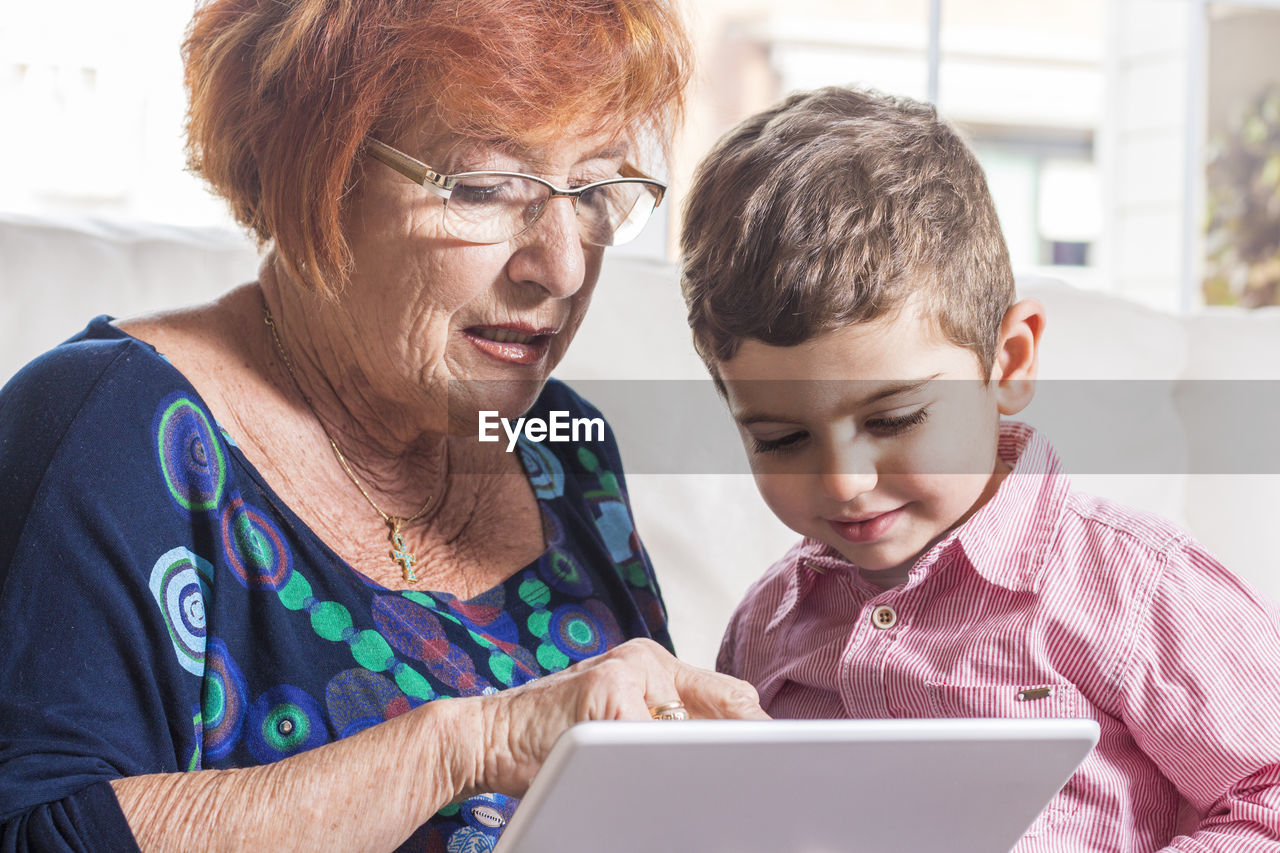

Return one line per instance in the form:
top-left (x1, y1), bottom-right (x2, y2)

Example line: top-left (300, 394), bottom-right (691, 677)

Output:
top-left (0, 0), bottom-right (765, 850)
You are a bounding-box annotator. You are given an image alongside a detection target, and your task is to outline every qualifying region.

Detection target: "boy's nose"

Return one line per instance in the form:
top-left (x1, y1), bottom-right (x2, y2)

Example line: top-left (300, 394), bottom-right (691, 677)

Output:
top-left (818, 469), bottom-right (879, 504)
top-left (817, 444), bottom-right (878, 503)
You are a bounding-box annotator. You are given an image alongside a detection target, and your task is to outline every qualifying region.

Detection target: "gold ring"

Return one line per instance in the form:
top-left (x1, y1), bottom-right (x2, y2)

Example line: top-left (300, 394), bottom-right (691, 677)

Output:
top-left (648, 700), bottom-right (689, 720)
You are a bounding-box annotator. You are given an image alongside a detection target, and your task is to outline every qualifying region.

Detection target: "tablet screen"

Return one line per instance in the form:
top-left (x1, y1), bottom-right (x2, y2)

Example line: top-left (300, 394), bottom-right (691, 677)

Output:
top-left (494, 718), bottom-right (1098, 853)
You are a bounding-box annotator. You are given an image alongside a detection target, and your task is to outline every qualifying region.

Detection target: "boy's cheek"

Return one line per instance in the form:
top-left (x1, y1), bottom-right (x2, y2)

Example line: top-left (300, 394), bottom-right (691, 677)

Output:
top-left (912, 412), bottom-right (1002, 475)
top-left (908, 434), bottom-right (993, 475)
top-left (751, 474), bottom-right (813, 526)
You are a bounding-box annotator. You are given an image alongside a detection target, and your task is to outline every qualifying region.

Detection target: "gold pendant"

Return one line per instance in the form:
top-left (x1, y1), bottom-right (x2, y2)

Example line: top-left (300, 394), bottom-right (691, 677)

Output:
top-left (387, 519), bottom-right (418, 583)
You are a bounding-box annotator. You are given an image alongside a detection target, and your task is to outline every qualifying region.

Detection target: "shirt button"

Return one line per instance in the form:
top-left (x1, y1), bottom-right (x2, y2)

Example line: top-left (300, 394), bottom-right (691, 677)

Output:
top-left (871, 605), bottom-right (898, 630)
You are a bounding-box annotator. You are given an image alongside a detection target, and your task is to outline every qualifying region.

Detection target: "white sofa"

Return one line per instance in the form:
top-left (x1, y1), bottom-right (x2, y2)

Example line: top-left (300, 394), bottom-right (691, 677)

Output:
top-left (3, 213), bottom-right (1279, 668)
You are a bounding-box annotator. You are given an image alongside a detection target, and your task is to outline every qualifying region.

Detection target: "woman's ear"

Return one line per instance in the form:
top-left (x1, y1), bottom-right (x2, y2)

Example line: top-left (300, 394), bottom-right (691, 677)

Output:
top-left (991, 298), bottom-right (1046, 416)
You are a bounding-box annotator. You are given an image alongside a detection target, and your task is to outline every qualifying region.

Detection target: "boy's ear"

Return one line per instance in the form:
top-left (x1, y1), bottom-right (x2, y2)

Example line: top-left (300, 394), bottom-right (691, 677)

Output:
top-left (991, 298), bottom-right (1046, 416)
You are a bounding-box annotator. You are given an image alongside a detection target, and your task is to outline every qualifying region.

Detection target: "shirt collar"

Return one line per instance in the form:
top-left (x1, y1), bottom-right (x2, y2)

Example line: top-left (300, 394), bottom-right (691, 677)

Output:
top-left (768, 422), bottom-right (1069, 628)
top-left (950, 421), bottom-right (1070, 593)
top-left (766, 539), bottom-right (853, 633)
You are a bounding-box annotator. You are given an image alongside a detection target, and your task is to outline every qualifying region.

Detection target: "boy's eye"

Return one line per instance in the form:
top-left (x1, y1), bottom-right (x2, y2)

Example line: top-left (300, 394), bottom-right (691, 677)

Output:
top-left (750, 431), bottom-right (808, 455)
top-left (864, 407), bottom-right (930, 437)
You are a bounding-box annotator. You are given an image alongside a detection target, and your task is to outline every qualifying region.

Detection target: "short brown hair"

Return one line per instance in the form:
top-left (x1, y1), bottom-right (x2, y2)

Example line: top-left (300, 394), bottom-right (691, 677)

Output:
top-left (184, 0), bottom-right (692, 293)
top-left (680, 86), bottom-right (1014, 375)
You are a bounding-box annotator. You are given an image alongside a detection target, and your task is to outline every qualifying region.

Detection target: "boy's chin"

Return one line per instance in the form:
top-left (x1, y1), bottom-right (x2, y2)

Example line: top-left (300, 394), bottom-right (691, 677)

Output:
top-left (824, 539), bottom-right (921, 573)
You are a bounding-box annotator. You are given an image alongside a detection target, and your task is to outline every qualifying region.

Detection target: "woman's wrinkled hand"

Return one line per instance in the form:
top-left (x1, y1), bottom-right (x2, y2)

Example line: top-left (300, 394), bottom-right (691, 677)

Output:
top-left (460, 638), bottom-right (769, 798)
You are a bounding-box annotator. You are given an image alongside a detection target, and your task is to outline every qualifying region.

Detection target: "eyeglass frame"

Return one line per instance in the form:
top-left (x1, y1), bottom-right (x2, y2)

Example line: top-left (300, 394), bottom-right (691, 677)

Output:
top-left (364, 137), bottom-right (667, 246)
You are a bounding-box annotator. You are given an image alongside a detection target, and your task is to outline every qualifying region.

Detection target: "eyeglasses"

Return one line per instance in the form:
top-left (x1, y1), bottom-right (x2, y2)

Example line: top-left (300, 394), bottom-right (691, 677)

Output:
top-left (365, 138), bottom-right (667, 247)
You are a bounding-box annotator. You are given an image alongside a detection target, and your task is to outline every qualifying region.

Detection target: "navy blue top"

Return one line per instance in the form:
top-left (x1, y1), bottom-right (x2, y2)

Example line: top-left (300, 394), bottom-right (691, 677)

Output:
top-left (0, 317), bottom-right (670, 852)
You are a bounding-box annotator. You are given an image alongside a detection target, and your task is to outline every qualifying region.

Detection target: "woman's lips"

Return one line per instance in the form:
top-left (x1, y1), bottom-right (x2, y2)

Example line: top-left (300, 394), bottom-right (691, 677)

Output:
top-left (464, 326), bottom-right (556, 366)
top-left (827, 507), bottom-right (904, 544)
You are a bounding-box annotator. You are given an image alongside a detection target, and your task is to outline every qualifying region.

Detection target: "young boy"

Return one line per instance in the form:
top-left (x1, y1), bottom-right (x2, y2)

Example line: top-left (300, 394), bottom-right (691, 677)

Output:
top-left (680, 86), bottom-right (1280, 849)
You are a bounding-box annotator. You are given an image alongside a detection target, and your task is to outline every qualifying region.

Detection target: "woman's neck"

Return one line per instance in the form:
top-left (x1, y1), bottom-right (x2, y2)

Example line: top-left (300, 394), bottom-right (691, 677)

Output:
top-left (256, 257), bottom-right (454, 514)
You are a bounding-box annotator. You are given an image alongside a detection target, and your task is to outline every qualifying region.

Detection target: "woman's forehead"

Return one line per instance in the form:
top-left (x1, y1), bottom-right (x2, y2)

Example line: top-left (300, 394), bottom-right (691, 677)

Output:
top-left (456, 131), bottom-right (630, 170)
top-left (397, 120), bottom-right (632, 171)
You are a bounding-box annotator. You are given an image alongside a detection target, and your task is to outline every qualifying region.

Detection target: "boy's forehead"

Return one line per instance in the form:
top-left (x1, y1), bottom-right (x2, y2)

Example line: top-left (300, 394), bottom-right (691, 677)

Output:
top-left (717, 313), bottom-right (978, 383)
top-left (726, 375), bottom-right (945, 427)
top-left (716, 316), bottom-right (987, 423)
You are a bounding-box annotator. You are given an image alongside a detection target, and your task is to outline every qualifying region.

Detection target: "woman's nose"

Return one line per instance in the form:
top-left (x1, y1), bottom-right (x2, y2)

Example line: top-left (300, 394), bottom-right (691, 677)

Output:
top-left (507, 197), bottom-right (587, 298)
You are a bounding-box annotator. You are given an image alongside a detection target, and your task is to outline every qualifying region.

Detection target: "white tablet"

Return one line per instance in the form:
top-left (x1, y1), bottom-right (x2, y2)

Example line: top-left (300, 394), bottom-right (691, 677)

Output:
top-left (493, 717), bottom-right (1099, 853)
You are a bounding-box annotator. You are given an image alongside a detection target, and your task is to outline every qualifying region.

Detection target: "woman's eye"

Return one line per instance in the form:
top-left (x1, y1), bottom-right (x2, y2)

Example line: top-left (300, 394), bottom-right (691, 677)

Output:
top-left (751, 431), bottom-right (808, 455)
top-left (451, 180), bottom-right (510, 204)
top-left (577, 185), bottom-right (612, 214)
top-left (452, 175), bottom-right (546, 207)
top-left (865, 407), bottom-right (929, 437)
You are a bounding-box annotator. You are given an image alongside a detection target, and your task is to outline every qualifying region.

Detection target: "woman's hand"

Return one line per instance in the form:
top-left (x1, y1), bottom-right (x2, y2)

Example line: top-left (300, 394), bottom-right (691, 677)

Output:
top-left (113, 641), bottom-right (763, 852)
top-left (460, 638), bottom-right (770, 799)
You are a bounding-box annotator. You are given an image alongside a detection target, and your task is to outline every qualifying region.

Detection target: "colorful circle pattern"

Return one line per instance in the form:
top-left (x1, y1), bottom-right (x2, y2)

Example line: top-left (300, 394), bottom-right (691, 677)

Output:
top-left (548, 599), bottom-right (623, 661)
top-left (148, 547), bottom-right (212, 676)
top-left (155, 393), bottom-right (226, 513)
top-left (202, 638), bottom-right (248, 762)
top-left (221, 494), bottom-right (292, 590)
top-left (246, 684), bottom-right (328, 763)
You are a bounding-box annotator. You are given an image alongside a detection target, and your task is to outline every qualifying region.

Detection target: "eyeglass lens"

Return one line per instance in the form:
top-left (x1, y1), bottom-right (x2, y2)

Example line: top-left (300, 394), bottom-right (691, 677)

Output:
top-left (443, 174), bottom-right (659, 246)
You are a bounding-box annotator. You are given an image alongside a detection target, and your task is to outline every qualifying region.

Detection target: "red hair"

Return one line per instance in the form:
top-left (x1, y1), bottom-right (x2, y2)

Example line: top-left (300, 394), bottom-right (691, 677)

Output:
top-left (184, 0), bottom-right (692, 293)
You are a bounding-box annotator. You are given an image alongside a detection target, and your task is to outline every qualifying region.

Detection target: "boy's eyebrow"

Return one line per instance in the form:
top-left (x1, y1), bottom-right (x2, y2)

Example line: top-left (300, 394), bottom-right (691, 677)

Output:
top-left (860, 375), bottom-right (940, 405)
top-left (733, 375), bottom-right (941, 426)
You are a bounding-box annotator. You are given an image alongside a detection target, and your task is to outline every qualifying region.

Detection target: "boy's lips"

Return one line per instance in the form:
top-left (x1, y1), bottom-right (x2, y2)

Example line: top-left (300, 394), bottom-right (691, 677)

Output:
top-left (464, 324), bottom-right (558, 365)
top-left (827, 507), bottom-right (904, 544)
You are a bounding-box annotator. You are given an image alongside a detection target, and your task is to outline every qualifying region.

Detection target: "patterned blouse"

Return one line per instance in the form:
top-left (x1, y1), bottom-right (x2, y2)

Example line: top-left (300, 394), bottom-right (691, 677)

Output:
top-left (0, 316), bottom-right (670, 852)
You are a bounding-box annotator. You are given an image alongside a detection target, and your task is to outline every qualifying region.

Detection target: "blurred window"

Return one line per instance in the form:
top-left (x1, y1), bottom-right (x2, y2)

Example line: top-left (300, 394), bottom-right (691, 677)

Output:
top-left (718, 1), bottom-right (1104, 286)
top-left (1202, 2), bottom-right (1280, 306)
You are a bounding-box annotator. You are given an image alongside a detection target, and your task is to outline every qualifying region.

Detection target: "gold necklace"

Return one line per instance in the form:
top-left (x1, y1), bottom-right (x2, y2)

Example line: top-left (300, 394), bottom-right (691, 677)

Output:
top-left (264, 307), bottom-right (440, 584)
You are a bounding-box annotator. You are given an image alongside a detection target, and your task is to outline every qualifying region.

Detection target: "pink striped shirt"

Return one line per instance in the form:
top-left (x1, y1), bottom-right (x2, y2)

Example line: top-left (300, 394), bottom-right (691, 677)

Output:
top-left (718, 422), bottom-right (1280, 851)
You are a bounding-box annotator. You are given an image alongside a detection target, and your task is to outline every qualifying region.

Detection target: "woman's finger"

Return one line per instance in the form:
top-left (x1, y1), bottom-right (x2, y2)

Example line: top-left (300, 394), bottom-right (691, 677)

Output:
top-left (672, 663), bottom-right (771, 720)
top-left (588, 639), bottom-right (684, 719)
top-left (592, 639), bottom-right (769, 721)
